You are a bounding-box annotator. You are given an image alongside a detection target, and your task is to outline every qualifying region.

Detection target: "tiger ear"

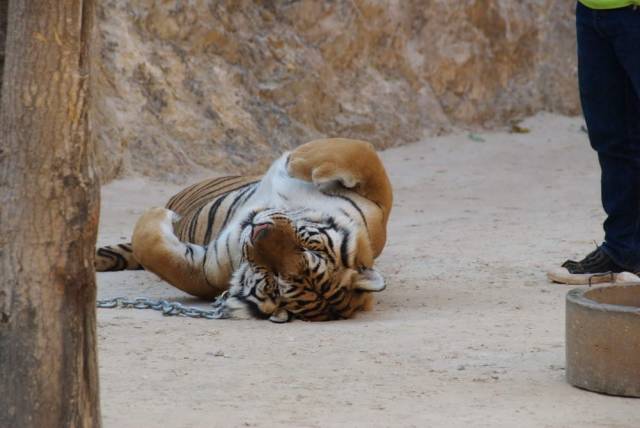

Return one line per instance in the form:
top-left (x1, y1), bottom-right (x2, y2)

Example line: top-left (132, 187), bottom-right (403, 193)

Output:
top-left (354, 268), bottom-right (385, 292)
top-left (269, 309), bottom-right (292, 323)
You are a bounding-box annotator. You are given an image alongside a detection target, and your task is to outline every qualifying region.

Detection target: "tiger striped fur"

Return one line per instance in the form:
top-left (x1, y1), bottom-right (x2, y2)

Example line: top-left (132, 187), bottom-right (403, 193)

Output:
top-left (96, 138), bottom-right (393, 322)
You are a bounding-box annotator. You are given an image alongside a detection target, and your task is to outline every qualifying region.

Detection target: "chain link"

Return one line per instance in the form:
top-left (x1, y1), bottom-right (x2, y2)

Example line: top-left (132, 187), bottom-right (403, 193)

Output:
top-left (96, 294), bottom-right (229, 320)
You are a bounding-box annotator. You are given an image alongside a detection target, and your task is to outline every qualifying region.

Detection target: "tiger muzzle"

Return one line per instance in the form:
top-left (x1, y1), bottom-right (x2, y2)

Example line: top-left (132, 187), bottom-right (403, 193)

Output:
top-left (247, 219), bottom-right (304, 276)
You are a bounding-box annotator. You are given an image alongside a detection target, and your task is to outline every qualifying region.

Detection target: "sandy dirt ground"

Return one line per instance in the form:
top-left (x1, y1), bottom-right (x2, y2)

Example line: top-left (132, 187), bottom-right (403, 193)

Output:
top-left (97, 113), bottom-right (640, 428)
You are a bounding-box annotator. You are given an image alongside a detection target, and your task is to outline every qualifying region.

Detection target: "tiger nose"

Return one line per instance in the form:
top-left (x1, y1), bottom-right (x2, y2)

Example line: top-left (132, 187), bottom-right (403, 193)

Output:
top-left (251, 223), bottom-right (271, 243)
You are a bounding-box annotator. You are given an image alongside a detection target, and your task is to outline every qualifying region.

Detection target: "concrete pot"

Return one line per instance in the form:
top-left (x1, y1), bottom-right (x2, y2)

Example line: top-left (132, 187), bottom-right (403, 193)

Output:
top-left (566, 283), bottom-right (640, 397)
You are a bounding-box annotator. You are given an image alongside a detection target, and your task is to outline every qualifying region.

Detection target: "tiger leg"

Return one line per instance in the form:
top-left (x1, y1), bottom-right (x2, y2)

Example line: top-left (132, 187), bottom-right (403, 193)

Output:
top-left (287, 138), bottom-right (393, 220)
top-left (95, 242), bottom-right (143, 271)
top-left (131, 207), bottom-right (228, 299)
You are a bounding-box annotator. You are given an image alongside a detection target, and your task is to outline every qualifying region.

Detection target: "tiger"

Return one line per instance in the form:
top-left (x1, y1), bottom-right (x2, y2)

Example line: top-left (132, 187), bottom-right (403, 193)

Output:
top-left (96, 138), bottom-right (393, 322)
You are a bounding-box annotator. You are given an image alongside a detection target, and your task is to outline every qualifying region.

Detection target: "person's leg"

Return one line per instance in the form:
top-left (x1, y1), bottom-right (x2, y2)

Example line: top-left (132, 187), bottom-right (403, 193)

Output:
top-left (601, 6), bottom-right (640, 271)
top-left (548, 3), bottom-right (640, 284)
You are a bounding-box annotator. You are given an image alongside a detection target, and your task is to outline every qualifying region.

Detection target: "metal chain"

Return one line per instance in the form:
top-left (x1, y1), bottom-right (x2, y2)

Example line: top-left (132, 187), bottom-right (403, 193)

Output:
top-left (96, 294), bottom-right (228, 320)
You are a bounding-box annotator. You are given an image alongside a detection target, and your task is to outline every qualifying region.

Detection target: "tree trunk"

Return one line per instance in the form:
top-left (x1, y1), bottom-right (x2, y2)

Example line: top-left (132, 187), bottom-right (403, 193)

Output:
top-left (0, 1), bottom-right (101, 427)
top-left (0, 0), bottom-right (7, 94)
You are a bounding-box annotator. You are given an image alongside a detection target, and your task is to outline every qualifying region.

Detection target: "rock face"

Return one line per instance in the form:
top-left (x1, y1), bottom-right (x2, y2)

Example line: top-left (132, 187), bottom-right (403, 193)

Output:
top-left (93, 0), bottom-right (578, 182)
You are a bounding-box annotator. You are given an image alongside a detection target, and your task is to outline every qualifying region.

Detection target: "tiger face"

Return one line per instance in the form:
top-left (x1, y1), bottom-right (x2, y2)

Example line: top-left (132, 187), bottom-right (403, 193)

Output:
top-left (210, 209), bottom-right (385, 322)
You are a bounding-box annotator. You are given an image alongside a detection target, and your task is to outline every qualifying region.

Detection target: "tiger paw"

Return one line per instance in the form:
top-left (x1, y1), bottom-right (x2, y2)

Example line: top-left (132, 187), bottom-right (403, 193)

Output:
top-left (131, 207), bottom-right (180, 263)
top-left (287, 146), bottom-right (363, 189)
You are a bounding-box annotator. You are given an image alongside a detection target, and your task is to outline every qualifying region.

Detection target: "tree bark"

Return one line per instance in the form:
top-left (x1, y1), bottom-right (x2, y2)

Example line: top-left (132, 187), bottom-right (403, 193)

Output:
top-left (0, 1), bottom-right (101, 427)
top-left (0, 0), bottom-right (7, 94)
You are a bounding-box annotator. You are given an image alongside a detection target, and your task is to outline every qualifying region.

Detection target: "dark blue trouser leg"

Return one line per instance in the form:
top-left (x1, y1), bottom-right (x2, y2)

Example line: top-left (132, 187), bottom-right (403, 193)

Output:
top-left (576, 3), bottom-right (640, 271)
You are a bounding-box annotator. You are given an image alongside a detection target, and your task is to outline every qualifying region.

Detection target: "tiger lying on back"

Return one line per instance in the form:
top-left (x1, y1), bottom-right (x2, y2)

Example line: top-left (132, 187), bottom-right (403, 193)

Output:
top-left (96, 139), bottom-right (393, 322)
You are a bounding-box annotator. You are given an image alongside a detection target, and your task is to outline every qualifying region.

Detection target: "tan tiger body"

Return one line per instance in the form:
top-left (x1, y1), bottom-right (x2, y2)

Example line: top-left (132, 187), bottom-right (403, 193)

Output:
top-left (96, 139), bottom-right (393, 322)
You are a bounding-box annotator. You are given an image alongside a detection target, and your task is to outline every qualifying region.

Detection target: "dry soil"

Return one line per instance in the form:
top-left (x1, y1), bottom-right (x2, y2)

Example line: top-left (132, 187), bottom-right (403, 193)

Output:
top-left (97, 113), bottom-right (640, 428)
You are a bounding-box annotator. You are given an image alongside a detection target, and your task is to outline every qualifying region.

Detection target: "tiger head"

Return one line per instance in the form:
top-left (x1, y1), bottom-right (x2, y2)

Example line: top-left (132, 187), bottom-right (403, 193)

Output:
top-left (211, 209), bottom-right (385, 322)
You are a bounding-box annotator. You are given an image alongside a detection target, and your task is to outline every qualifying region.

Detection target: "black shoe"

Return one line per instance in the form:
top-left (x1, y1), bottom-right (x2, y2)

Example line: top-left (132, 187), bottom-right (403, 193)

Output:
top-left (547, 246), bottom-right (626, 285)
top-left (561, 247), bottom-right (624, 275)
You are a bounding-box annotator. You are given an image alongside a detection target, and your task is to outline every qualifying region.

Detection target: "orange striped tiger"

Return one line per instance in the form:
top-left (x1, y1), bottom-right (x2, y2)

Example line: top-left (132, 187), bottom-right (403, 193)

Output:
top-left (96, 138), bottom-right (393, 322)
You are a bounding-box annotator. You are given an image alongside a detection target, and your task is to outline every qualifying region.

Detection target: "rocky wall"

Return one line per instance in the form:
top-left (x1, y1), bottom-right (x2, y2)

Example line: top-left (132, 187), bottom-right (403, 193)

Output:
top-left (91, 0), bottom-right (578, 181)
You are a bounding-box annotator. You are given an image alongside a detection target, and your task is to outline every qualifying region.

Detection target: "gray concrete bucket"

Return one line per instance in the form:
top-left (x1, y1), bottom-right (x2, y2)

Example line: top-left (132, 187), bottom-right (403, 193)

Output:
top-left (566, 283), bottom-right (640, 397)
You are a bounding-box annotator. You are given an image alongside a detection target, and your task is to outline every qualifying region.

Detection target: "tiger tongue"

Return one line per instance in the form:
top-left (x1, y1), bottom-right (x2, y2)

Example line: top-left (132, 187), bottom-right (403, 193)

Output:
top-left (251, 223), bottom-right (271, 243)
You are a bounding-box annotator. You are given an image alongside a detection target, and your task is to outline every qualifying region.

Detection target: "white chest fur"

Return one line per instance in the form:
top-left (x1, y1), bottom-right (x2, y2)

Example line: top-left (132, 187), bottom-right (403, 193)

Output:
top-left (249, 153), bottom-right (364, 220)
